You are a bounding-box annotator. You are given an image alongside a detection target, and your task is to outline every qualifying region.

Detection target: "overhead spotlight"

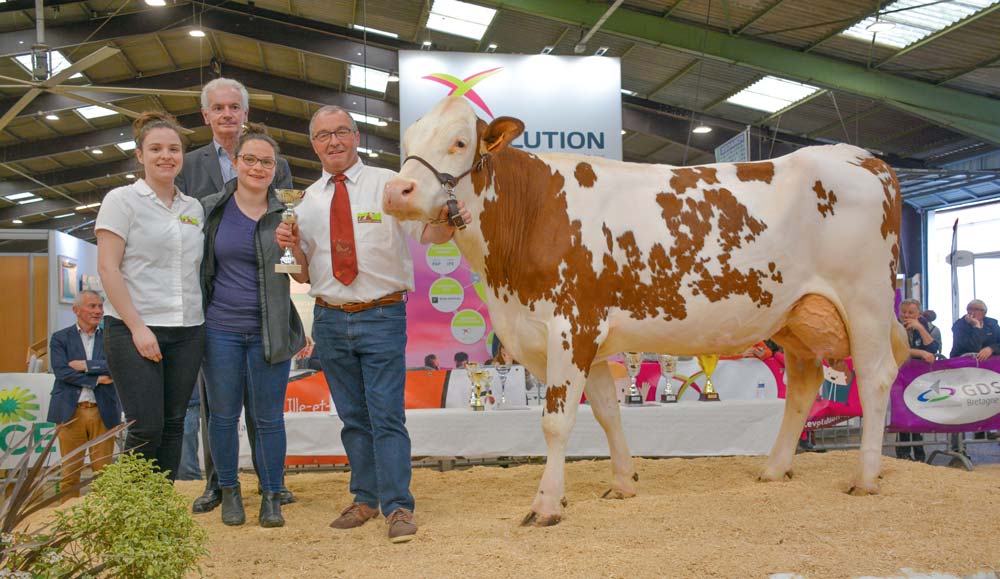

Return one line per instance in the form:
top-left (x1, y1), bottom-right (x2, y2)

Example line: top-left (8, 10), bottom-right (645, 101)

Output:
top-left (189, 29), bottom-right (206, 38)
top-left (573, 43), bottom-right (587, 54)
top-left (45, 113), bottom-right (59, 121)
top-left (91, 148), bottom-right (104, 155)
top-left (594, 46), bottom-right (609, 56)
top-left (144, 0), bottom-right (166, 6)
top-left (12, 219), bottom-right (23, 225)
top-left (387, 73), bottom-right (400, 82)
top-left (692, 124), bottom-right (713, 134)
top-left (485, 43), bottom-right (498, 53)
top-left (866, 19), bottom-right (895, 33)
top-left (421, 40), bottom-right (432, 50)
top-left (125, 173), bottom-right (136, 180)
top-left (541, 45), bottom-right (554, 55)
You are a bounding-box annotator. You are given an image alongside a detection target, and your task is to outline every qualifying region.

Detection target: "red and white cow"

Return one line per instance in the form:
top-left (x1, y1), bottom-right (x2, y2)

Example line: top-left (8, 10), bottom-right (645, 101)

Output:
top-left (384, 97), bottom-right (909, 526)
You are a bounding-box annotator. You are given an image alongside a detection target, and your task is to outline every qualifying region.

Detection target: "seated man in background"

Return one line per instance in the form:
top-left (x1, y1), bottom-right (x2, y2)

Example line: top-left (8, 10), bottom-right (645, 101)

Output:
top-left (896, 298), bottom-right (941, 461)
top-left (423, 354), bottom-right (440, 371)
top-left (47, 290), bottom-right (122, 498)
top-left (454, 351), bottom-right (469, 369)
top-left (950, 299), bottom-right (1000, 360)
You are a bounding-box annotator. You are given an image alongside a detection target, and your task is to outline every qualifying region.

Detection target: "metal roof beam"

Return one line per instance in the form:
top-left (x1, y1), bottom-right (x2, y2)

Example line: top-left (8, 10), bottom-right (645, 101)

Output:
top-left (482, 0), bottom-right (1000, 137)
top-left (736, 0), bottom-right (789, 35)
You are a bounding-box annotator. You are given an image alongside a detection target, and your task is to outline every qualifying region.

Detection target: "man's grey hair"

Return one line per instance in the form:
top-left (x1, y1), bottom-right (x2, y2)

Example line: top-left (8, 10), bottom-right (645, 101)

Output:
top-left (309, 105), bottom-right (358, 137)
top-left (967, 298), bottom-right (988, 313)
top-left (74, 289), bottom-right (103, 307)
top-left (900, 298), bottom-right (922, 311)
top-left (201, 77), bottom-right (250, 111)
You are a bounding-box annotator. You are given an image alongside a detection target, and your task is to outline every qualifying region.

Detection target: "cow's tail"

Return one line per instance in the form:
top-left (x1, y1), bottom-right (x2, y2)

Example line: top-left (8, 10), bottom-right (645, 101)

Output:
top-left (890, 318), bottom-right (909, 368)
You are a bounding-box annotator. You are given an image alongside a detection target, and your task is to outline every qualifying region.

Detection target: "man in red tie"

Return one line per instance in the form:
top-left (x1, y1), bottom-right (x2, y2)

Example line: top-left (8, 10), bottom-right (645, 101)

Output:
top-left (276, 105), bottom-right (468, 543)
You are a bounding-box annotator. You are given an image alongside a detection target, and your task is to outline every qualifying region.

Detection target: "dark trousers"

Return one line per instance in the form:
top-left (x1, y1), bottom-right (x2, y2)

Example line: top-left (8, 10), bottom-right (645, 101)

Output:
top-left (103, 317), bottom-right (204, 480)
top-left (896, 432), bottom-right (926, 461)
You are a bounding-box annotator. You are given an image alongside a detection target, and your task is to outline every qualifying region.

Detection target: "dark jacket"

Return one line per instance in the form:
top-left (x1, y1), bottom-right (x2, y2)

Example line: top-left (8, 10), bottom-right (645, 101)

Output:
top-left (176, 142), bottom-right (293, 200)
top-left (908, 319), bottom-right (941, 357)
top-left (950, 316), bottom-right (1000, 358)
top-left (201, 180), bottom-right (306, 363)
top-left (47, 325), bottom-right (122, 429)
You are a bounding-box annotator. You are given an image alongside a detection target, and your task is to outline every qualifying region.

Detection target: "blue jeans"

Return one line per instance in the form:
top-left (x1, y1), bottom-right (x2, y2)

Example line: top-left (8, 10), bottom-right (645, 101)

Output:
top-left (313, 301), bottom-right (414, 515)
top-left (177, 402), bottom-right (203, 480)
top-left (203, 329), bottom-right (290, 492)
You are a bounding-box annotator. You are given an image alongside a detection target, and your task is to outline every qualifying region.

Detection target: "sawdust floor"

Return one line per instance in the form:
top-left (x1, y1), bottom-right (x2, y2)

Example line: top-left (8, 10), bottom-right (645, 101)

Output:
top-left (168, 451), bottom-right (1000, 579)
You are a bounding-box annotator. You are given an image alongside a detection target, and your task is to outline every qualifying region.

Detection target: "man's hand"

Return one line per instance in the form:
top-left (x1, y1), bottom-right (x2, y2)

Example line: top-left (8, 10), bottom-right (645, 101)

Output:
top-left (966, 314), bottom-right (983, 329)
top-left (977, 347), bottom-right (992, 362)
top-left (902, 318), bottom-right (921, 331)
top-left (275, 222), bottom-right (301, 250)
top-left (434, 200), bottom-right (472, 228)
top-left (917, 350), bottom-right (935, 364)
top-left (68, 360), bottom-right (87, 372)
top-left (97, 375), bottom-right (113, 385)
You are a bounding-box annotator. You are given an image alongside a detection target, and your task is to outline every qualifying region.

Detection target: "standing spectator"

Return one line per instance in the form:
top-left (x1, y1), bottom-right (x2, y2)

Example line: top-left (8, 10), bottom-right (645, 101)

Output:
top-left (454, 352), bottom-right (470, 369)
top-left (950, 299), bottom-right (1000, 360)
top-left (96, 111), bottom-right (204, 480)
top-left (47, 290), bottom-right (122, 499)
top-left (896, 298), bottom-right (941, 461)
top-left (274, 105), bottom-right (469, 543)
top-left (200, 124), bottom-right (305, 527)
top-left (175, 77), bottom-right (295, 513)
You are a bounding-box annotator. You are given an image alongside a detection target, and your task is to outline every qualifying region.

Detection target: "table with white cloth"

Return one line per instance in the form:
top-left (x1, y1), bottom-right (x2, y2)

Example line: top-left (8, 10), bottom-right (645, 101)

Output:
top-left (238, 400), bottom-right (786, 463)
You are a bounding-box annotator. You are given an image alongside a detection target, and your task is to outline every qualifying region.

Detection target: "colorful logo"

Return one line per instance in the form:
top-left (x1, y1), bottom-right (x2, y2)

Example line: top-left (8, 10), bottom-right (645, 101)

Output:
top-left (916, 380), bottom-right (955, 403)
top-left (422, 67), bottom-right (503, 118)
top-left (0, 387), bottom-right (40, 424)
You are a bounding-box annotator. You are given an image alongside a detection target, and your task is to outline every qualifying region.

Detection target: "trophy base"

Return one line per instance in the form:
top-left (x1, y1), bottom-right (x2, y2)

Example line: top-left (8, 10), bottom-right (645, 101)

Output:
top-left (470, 403), bottom-right (486, 412)
top-left (660, 394), bottom-right (678, 404)
top-left (275, 263), bottom-right (302, 274)
top-left (625, 394), bottom-right (645, 406)
top-left (699, 391), bottom-right (721, 402)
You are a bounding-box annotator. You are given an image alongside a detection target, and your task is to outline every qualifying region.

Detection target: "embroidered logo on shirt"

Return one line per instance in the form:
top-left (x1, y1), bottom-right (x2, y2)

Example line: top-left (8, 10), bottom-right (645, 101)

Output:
top-left (179, 215), bottom-right (199, 226)
top-left (356, 211), bottom-right (382, 224)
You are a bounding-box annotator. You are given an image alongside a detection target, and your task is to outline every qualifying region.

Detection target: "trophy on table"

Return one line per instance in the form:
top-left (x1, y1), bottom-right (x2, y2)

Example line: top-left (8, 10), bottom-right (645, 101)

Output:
top-left (697, 354), bottom-right (721, 401)
top-left (622, 352), bottom-right (646, 406)
top-left (274, 189), bottom-right (306, 274)
top-left (465, 362), bottom-right (486, 411)
top-left (495, 364), bottom-right (511, 409)
top-left (657, 354), bottom-right (678, 404)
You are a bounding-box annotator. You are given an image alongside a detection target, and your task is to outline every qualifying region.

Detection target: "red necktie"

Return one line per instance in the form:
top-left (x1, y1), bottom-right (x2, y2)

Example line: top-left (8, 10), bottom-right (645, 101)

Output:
top-left (329, 174), bottom-right (358, 286)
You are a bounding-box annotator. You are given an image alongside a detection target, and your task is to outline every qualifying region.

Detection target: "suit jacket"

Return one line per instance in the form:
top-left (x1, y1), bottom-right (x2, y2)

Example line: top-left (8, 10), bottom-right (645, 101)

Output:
top-left (47, 325), bottom-right (122, 429)
top-left (175, 142), bottom-right (293, 199)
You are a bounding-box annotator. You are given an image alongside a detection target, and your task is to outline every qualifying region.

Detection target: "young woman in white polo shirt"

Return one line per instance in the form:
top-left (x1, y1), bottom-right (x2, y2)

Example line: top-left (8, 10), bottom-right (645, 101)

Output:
top-left (96, 111), bottom-right (205, 480)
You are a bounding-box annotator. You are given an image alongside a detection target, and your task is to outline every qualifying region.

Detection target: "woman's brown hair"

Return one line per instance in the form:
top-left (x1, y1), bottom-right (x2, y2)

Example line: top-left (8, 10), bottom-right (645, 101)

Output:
top-left (132, 110), bottom-right (183, 150)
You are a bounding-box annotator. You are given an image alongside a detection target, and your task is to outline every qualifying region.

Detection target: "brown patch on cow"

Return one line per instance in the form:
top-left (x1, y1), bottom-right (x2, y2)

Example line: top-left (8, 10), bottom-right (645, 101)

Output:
top-left (735, 162), bottom-right (775, 184)
top-left (771, 294), bottom-right (850, 361)
top-left (574, 162), bottom-right (597, 188)
top-left (768, 262), bottom-right (783, 283)
top-left (545, 381), bottom-right (569, 414)
top-left (813, 180), bottom-right (838, 217)
top-left (851, 156), bottom-right (902, 288)
top-left (669, 167), bottom-right (719, 195)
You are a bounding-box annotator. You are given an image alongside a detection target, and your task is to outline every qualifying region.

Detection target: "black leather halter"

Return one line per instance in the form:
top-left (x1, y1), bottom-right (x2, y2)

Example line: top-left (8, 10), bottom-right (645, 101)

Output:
top-left (402, 153), bottom-right (491, 229)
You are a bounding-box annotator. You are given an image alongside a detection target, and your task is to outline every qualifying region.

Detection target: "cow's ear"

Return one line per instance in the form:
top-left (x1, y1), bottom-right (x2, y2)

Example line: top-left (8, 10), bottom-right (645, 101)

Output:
top-left (481, 116), bottom-right (525, 154)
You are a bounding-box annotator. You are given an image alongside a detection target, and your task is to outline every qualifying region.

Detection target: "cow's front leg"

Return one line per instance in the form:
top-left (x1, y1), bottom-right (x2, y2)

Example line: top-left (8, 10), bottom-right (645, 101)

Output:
top-left (522, 333), bottom-right (589, 527)
top-left (584, 361), bottom-right (637, 500)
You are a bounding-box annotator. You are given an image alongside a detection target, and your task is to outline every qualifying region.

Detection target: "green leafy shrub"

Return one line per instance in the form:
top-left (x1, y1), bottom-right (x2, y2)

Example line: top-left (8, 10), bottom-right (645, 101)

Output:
top-left (56, 453), bottom-right (208, 579)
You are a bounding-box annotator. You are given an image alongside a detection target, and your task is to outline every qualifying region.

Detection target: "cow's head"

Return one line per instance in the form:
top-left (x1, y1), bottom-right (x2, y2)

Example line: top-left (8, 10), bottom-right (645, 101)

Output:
top-left (384, 96), bottom-right (524, 222)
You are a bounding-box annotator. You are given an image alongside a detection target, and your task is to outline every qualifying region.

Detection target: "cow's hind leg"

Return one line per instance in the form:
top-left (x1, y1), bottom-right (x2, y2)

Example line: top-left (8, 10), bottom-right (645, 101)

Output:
top-left (584, 361), bottom-right (637, 500)
top-left (762, 295), bottom-right (848, 482)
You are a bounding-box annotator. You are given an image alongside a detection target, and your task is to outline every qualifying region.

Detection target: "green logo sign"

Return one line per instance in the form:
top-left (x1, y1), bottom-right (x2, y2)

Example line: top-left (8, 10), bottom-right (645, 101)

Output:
top-left (0, 387), bottom-right (39, 424)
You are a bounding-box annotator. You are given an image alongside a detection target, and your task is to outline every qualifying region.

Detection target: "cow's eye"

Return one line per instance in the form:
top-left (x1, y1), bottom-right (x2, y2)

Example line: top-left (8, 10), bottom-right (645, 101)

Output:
top-left (455, 140), bottom-right (467, 149)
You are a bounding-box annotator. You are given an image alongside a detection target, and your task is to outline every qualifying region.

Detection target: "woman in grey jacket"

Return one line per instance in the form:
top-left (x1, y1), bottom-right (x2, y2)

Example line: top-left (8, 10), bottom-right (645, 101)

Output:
top-left (200, 124), bottom-right (305, 528)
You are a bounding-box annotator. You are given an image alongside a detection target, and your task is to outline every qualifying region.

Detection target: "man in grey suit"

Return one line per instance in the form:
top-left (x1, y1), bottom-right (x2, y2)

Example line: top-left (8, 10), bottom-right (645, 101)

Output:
top-left (176, 77), bottom-right (295, 514)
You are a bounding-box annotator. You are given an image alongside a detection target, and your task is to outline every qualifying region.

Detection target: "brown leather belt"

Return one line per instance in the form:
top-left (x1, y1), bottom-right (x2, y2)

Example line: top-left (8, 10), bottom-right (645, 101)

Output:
top-left (78, 401), bottom-right (98, 408)
top-left (316, 291), bottom-right (406, 314)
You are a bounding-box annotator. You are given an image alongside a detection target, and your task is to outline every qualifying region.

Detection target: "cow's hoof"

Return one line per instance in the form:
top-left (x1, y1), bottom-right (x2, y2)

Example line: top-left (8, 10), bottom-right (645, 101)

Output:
top-left (758, 470), bottom-right (793, 482)
top-left (520, 511), bottom-right (537, 526)
top-left (600, 488), bottom-right (636, 500)
top-left (520, 511), bottom-right (562, 527)
top-left (847, 483), bottom-right (879, 496)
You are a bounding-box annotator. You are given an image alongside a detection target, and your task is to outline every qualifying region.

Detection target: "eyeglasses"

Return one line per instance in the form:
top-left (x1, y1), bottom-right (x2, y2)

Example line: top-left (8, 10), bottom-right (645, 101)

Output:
top-left (311, 128), bottom-right (355, 142)
top-left (238, 154), bottom-right (276, 169)
top-left (968, 307), bottom-right (986, 313)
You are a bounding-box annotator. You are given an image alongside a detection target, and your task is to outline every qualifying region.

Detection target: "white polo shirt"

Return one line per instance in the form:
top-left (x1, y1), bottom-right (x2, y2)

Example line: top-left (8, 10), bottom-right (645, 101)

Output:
top-left (95, 179), bottom-right (205, 327)
top-left (76, 324), bottom-right (98, 403)
top-left (297, 160), bottom-right (424, 305)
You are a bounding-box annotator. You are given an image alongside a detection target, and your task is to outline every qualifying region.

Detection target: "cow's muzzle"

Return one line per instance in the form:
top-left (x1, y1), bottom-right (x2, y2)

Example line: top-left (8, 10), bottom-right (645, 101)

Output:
top-left (402, 153), bottom-right (492, 230)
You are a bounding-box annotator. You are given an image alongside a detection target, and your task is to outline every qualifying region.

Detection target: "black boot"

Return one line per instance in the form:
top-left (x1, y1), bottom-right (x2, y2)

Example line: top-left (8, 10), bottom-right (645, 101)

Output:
top-left (220, 485), bottom-right (245, 526)
top-left (259, 491), bottom-right (285, 528)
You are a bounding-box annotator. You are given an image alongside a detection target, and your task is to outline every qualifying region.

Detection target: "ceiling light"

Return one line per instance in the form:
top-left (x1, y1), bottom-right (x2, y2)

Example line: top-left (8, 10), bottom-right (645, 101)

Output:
top-left (12, 220), bottom-right (23, 225)
top-left (692, 124), bottom-right (713, 134)
top-left (75, 202), bottom-right (101, 210)
top-left (349, 112), bottom-right (388, 127)
top-left (117, 140), bottom-right (136, 151)
top-left (54, 212), bottom-right (75, 219)
top-left (426, 0), bottom-right (497, 41)
top-left (145, 0), bottom-right (166, 6)
top-left (5, 192), bottom-right (37, 201)
top-left (14, 49), bottom-right (85, 80)
top-left (76, 105), bottom-right (117, 119)
top-left (620, 89), bottom-right (637, 96)
top-left (594, 46), bottom-right (609, 56)
top-left (485, 43), bottom-right (498, 53)
top-left (541, 46), bottom-right (554, 55)
top-left (348, 64), bottom-right (390, 93)
top-left (45, 113), bottom-right (59, 121)
top-left (352, 24), bottom-right (399, 38)
top-left (387, 73), bottom-right (400, 82)
top-left (421, 40), bottom-right (433, 50)
top-left (91, 148), bottom-right (103, 155)
top-left (189, 29), bottom-right (206, 38)
top-left (18, 197), bottom-right (43, 205)
top-left (358, 147), bottom-right (373, 155)
top-left (125, 173), bottom-right (136, 180)
top-left (621, 130), bottom-right (627, 135)
top-left (725, 75), bottom-right (820, 113)
top-left (369, 151), bottom-right (380, 158)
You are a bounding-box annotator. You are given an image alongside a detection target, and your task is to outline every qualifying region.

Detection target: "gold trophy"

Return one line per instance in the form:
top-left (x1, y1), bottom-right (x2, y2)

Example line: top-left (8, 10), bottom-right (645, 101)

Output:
top-left (697, 354), bottom-right (721, 401)
top-left (622, 352), bottom-right (646, 406)
top-left (465, 362), bottom-right (486, 411)
top-left (274, 189), bottom-right (306, 274)
top-left (657, 354), bottom-right (678, 404)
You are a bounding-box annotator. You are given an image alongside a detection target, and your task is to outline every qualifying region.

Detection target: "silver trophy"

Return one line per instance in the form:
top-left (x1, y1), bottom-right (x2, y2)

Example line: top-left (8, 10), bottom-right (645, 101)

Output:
top-left (495, 364), bottom-right (511, 409)
top-left (622, 352), bottom-right (645, 406)
top-left (657, 354), bottom-right (678, 403)
top-left (274, 189), bottom-right (306, 274)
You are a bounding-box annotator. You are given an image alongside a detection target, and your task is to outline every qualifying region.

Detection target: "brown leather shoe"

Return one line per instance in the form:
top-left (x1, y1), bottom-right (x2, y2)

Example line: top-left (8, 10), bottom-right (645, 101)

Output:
top-left (386, 508), bottom-right (417, 543)
top-left (329, 502), bottom-right (378, 529)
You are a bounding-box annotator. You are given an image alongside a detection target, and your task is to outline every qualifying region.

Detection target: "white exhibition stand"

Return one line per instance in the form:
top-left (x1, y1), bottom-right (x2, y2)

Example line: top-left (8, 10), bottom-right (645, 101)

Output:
top-left (250, 400), bottom-right (785, 463)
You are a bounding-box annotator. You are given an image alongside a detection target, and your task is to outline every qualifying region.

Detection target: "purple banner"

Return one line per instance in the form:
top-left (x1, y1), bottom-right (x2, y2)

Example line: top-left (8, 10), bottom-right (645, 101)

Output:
top-left (889, 355), bottom-right (1000, 433)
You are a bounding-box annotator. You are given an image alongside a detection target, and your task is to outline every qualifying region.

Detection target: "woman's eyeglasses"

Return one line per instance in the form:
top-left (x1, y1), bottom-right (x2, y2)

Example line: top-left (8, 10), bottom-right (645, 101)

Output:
top-left (238, 154), bottom-right (276, 169)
